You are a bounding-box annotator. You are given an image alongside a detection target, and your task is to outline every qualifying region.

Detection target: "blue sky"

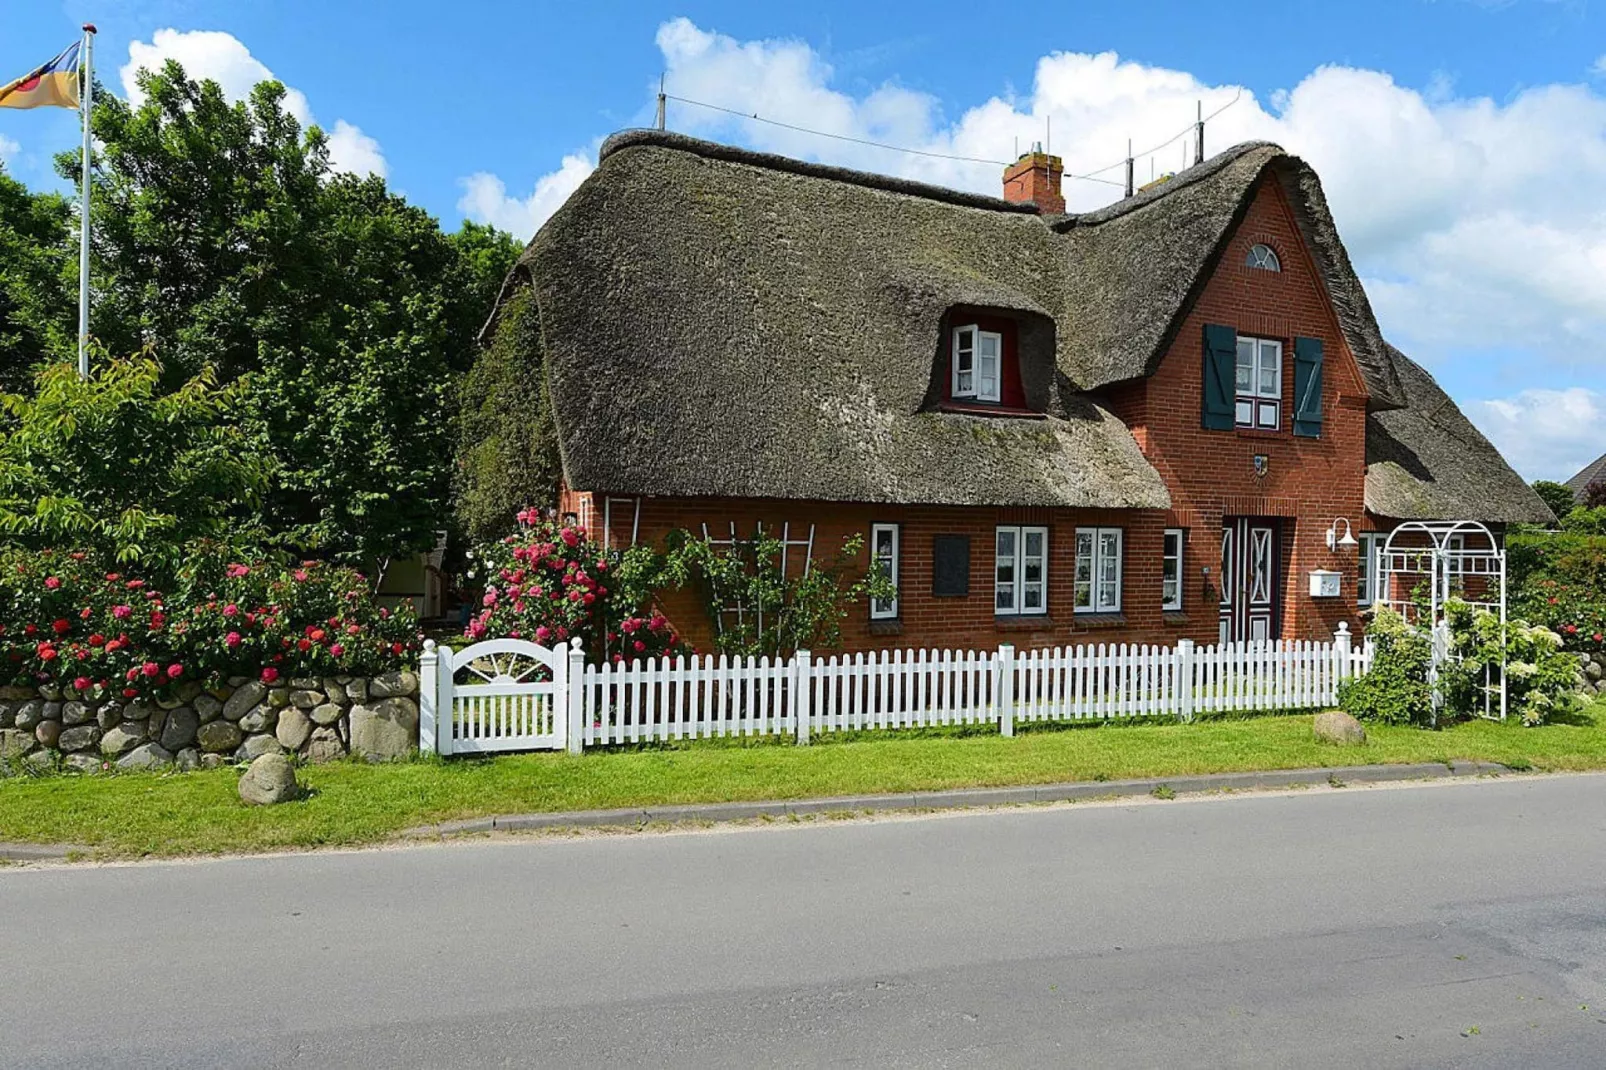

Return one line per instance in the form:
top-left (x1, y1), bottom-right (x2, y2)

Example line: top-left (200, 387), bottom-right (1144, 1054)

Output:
top-left (4, 0), bottom-right (1605, 480)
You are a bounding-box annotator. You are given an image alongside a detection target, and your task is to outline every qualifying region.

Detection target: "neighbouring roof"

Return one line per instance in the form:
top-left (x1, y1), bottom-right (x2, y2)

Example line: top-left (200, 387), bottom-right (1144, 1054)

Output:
top-left (1365, 346), bottom-right (1555, 525)
top-left (1566, 451), bottom-right (1606, 501)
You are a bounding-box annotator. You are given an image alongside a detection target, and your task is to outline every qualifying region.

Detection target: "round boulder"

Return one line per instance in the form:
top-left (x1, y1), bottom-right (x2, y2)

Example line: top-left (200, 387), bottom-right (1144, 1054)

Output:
top-left (238, 753), bottom-right (300, 806)
top-left (1315, 710), bottom-right (1368, 745)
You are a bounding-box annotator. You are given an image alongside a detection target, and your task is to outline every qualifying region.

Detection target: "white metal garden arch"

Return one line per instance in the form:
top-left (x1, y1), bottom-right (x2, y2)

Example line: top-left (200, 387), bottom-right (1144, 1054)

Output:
top-left (1377, 520), bottom-right (1507, 723)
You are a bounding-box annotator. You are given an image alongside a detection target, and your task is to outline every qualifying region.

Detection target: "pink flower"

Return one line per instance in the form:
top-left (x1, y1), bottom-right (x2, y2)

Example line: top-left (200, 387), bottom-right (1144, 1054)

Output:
top-left (583, 592), bottom-right (595, 605)
top-left (52, 619), bottom-right (70, 635)
top-left (329, 643), bottom-right (345, 657)
top-left (634, 640), bottom-right (646, 653)
top-left (43, 575), bottom-right (61, 589)
top-left (166, 664), bottom-right (183, 679)
top-left (225, 631), bottom-right (242, 648)
top-left (73, 677), bottom-right (91, 691)
top-left (141, 662), bottom-right (160, 678)
top-left (226, 564), bottom-right (250, 578)
top-left (112, 605), bottom-right (132, 620)
top-left (293, 569), bottom-right (309, 582)
top-left (260, 667), bottom-right (279, 683)
top-left (561, 528), bottom-right (579, 548)
top-left (483, 590), bottom-right (498, 607)
top-left (223, 603), bottom-right (239, 617)
top-left (535, 625), bottom-right (552, 642)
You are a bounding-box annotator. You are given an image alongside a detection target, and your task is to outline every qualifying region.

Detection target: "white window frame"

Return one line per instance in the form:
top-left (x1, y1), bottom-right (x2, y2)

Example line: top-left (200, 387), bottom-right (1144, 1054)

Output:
top-left (1247, 243), bottom-right (1281, 272)
top-left (870, 523), bottom-right (900, 620)
top-left (1162, 528), bottom-right (1185, 612)
top-left (1074, 526), bottom-right (1124, 614)
top-left (1357, 532), bottom-right (1383, 606)
top-left (994, 525), bottom-right (1048, 617)
top-left (952, 324), bottom-right (1002, 403)
top-left (1235, 336), bottom-right (1282, 430)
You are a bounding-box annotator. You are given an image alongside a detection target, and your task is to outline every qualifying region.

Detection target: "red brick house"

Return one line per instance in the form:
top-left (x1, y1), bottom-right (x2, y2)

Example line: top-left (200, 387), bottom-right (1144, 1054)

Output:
top-left (486, 129), bottom-right (1550, 654)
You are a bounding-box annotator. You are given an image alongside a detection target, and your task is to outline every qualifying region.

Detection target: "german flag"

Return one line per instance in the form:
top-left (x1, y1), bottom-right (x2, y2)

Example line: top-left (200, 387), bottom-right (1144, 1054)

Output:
top-left (0, 42), bottom-right (82, 110)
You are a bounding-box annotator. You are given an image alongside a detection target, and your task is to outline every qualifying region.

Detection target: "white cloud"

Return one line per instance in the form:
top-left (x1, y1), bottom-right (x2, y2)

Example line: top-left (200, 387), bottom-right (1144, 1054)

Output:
top-left (1473, 388), bottom-right (1606, 481)
top-left (0, 134), bottom-right (17, 166)
top-left (1593, 54), bottom-right (1606, 77)
top-left (121, 29), bottom-right (385, 178)
top-left (457, 153), bottom-right (593, 239)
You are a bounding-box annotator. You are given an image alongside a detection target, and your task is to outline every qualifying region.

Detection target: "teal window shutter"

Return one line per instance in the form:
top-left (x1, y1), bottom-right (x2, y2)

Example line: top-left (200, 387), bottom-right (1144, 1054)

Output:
top-left (1201, 324), bottom-right (1237, 431)
top-left (1293, 336), bottom-right (1324, 438)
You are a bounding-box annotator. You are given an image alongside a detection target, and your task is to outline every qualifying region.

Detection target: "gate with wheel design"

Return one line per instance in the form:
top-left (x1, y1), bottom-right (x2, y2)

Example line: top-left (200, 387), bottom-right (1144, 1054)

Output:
top-left (421, 638), bottom-right (575, 755)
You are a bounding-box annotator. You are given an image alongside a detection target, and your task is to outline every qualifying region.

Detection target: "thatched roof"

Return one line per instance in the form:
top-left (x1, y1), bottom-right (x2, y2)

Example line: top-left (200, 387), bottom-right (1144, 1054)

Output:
top-left (491, 130), bottom-right (1520, 511)
top-left (1365, 346), bottom-right (1554, 525)
top-left (1566, 451), bottom-right (1606, 501)
top-left (510, 130), bottom-right (1170, 509)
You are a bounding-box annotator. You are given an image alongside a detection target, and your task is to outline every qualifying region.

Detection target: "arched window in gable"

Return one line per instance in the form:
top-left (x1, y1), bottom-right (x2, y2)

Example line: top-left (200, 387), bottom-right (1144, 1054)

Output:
top-left (1246, 243), bottom-right (1281, 272)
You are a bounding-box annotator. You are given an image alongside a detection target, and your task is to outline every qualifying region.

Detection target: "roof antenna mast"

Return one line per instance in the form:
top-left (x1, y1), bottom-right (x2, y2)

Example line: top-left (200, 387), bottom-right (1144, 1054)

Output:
top-left (1046, 114), bottom-right (1051, 156)
top-left (1195, 99), bottom-right (1204, 165)
top-left (655, 74), bottom-right (666, 131)
top-left (1124, 138), bottom-right (1134, 198)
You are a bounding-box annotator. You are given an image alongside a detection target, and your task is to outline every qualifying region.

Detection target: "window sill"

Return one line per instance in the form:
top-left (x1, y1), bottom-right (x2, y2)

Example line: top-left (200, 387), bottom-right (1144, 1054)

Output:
top-left (938, 402), bottom-right (1047, 419)
top-left (1071, 612), bottom-right (1127, 628)
top-left (1162, 611), bottom-right (1189, 625)
top-left (1232, 427), bottom-right (1286, 439)
top-left (994, 615), bottom-right (1053, 631)
top-left (868, 619), bottom-right (903, 636)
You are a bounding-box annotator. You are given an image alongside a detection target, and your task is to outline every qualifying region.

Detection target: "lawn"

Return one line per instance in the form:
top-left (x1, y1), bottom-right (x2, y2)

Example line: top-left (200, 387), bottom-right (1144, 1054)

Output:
top-left (3, 698), bottom-right (1605, 859)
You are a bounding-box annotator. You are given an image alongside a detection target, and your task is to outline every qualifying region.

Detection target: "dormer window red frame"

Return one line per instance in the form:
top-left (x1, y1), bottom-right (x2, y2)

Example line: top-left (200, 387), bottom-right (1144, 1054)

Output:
top-left (943, 315), bottom-right (1029, 412)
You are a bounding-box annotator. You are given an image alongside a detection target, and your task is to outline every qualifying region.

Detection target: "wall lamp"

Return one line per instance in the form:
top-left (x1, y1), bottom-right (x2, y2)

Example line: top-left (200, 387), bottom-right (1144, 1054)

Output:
top-left (1325, 517), bottom-right (1358, 551)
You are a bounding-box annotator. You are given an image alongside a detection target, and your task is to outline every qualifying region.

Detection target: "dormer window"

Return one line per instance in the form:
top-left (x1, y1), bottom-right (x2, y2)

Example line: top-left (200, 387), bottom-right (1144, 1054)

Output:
top-left (1247, 243), bottom-right (1281, 272)
top-left (951, 325), bottom-right (1002, 402)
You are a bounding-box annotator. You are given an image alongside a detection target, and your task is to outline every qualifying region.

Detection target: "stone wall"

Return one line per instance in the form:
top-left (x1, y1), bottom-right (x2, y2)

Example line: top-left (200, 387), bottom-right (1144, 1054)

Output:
top-left (1577, 651), bottom-right (1606, 699)
top-left (0, 672), bottom-right (419, 774)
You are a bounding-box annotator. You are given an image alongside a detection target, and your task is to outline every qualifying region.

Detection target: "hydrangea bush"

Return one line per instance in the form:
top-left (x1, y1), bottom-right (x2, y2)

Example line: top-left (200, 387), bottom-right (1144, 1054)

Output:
top-left (0, 545), bottom-right (417, 702)
top-left (464, 512), bottom-right (688, 664)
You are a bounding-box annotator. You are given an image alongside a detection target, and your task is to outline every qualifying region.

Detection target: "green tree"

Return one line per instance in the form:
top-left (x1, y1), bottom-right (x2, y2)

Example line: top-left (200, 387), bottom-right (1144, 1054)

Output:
top-left (53, 61), bottom-right (520, 566)
top-left (0, 165), bottom-right (72, 392)
top-left (1531, 480), bottom-right (1576, 526)
top-left (0, 354), bottom-right (268, 570)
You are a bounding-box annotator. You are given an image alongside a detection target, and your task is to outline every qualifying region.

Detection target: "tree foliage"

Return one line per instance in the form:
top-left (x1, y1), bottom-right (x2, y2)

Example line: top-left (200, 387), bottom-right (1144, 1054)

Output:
top-left (40, 61), bottom-right (521, 566)
top-left (1531, 480), bottom-right (1577, 525)
top-left (0, 355), bottom-right (267, 570)
top-left (0, 165), bottom-right (72, 394)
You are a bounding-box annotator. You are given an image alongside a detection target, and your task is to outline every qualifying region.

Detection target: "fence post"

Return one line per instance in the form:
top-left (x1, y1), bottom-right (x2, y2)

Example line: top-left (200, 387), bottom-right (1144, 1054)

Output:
top-left (565, 638), bottom-right (585, 755)
top-left (794, 649), bottom-right (812, 746)
top-left (1175, 639), bottom-right (1195, 723)
top-left (1334, 621), bottom-right (1353, 683)
top-left (419, 640), bottom-right (439, 753)
top-left (434, 643), bottom-right (455, 756)
top-left (995, 644), bottom-right (1015, 737)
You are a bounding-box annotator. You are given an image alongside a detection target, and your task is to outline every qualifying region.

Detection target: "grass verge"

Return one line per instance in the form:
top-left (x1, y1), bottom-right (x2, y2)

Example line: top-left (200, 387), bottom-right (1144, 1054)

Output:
top-left (3, 698), bottom-right (1604, 859)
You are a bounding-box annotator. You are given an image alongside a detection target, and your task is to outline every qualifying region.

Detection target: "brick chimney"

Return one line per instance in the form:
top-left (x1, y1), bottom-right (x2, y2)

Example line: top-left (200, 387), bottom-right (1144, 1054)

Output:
top-left (1002, 146), bottom-right (1065, 214)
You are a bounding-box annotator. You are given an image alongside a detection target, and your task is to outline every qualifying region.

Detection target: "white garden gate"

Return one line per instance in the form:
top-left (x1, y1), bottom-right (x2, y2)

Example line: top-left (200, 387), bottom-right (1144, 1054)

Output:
top-left (420, 638), bottom-right (585, 755)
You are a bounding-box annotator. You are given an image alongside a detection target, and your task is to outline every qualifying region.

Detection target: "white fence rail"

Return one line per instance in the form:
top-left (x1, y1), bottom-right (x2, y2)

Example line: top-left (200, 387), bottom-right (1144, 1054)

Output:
top-left (421, 626), bottom-right (1372, 756)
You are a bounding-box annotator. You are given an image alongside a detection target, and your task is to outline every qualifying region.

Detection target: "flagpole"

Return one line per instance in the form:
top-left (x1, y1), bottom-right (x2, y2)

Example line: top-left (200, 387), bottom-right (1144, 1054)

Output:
top-left (77, 24), bottom-right (96, 379)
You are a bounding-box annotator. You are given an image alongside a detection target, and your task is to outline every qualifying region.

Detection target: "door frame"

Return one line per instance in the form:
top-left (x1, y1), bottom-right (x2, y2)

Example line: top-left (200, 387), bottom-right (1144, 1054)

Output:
top-left (1219, 517), bottom-right (1282, 644)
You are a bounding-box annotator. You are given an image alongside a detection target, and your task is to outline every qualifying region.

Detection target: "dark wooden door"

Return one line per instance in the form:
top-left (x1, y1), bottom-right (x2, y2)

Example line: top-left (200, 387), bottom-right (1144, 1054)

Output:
top-left (1219, 518), bottom-right (1280, 643)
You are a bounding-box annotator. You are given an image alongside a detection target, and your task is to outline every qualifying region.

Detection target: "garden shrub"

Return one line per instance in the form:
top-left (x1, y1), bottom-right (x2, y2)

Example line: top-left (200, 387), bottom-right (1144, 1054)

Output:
top-left (0, 545), bottom-right (417, 701)
top-left (1507, 532), bottom-right (1606, 655)
top-left (464, 512), bottom-right (688, 664)
top-left (1442, 601), bottom-right (1582, 726)
top-left (1338, 607), bottom-right (1433, 726)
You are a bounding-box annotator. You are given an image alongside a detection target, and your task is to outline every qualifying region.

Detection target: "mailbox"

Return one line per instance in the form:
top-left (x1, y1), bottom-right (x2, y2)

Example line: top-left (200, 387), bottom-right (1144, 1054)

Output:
top-left (1308, 569), bottom-right (1341, 598)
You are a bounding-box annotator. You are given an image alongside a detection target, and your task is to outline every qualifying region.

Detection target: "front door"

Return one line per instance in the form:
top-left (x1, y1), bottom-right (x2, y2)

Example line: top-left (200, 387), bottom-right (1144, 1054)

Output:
top-left (1219, 518), bottom-right (1280, 644)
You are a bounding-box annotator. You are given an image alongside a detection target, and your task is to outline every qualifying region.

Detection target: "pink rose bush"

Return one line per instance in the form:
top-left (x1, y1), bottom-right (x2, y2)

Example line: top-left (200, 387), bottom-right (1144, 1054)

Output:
top-left (0, 546), bottom-right (418, 700)
top-left (466, 516), bottom-right (687, 665)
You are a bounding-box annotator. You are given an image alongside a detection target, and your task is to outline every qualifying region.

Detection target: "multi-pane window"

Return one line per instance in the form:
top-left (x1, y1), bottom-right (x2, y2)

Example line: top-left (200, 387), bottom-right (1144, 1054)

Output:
top-left (1247, 243), bottom-right (1281, 271)
top-left (1074, 527), bottom-right (1123, 614)
top-left (1235, 336), bottom-right (1282, 430)
top-left (1162, 529), bottom-right (1185, 611)
top-left (952, 325), bottom-right (1002, 403)
top-left (870, 523), bottom-right (899, 620)
top-left (995, 526), bottom-right (1047, 616)
top-left (1357, 532), bottom-right (1383, 606)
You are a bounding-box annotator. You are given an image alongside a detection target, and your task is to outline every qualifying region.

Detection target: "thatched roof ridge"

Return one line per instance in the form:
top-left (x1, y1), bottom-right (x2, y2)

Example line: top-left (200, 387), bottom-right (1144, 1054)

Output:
top-left (1365, 345), bottom-right (1554, 525)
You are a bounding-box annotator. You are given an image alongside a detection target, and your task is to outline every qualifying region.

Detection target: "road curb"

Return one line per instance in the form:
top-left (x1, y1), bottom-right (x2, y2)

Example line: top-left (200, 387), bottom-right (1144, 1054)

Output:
top-left (400, 760), bottom-right (1516, 839)
top-left (0, 841), bottom-right (82, 861)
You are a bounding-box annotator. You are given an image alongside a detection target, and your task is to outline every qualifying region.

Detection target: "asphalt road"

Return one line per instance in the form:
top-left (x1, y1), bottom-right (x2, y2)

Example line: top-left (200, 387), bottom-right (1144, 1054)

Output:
top-left (3, 775), bottom-right (1606, 1068)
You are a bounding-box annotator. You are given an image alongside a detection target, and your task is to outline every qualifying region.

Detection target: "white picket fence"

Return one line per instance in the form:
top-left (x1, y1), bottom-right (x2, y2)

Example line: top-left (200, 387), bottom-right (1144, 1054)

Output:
top-left (420, 624), bottom-right (1372, 756)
